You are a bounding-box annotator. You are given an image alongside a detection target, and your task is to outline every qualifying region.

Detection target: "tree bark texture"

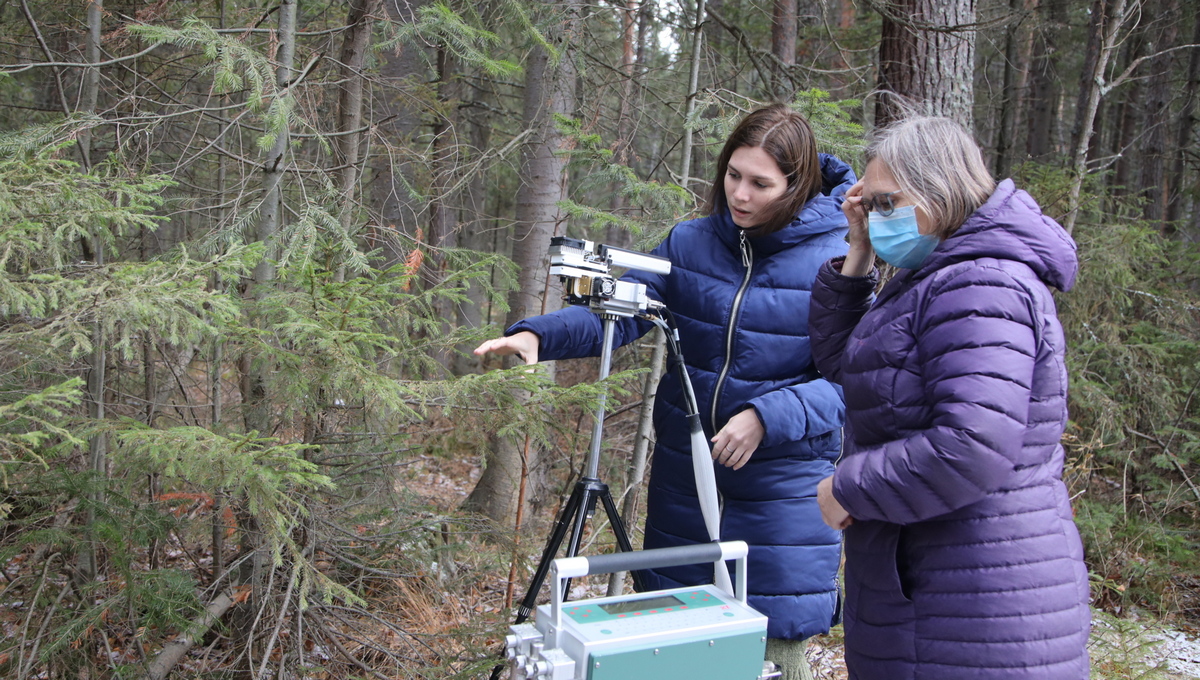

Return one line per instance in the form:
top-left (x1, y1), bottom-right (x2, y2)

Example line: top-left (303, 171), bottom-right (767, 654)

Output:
top-left (80, 0), bottom-right (105, 585)
top-left (1137, 0), bottom-right (1181, 225)
top-left (1026, 0), bottom-right (1066, 160)
top-left (875, 0), bottom-right (918, 126)
top-left (993, 0), bottom-right (1031, 177)
top-left (771, 0), bottom-right (798, 99)
top-left (335, 0), bottom-right (381, 242)
top-left (915, 0), bottom-right (976, 126)
top-left (1111, 35), bottom-right (1144, 199)
top-left (1167, 10), bottom-right (1200, 227)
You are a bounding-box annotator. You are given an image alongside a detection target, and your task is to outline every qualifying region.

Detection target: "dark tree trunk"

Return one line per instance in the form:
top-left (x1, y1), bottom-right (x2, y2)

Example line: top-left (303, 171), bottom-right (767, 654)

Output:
top-left (994, 0), bottom-right (1032, 177)
top-left (875, 0), bottom-right (918, 127)
top-left (1026, 0), bottom-right (1066, 160)
top-left (1111, 35), bottom-right (1145, 199)
top-left (1167, 9), bottom-right (1200, 229)
top-left (772, 0), bottom-right (798, 99)
top-left (1139, 0), bottom-right (1182, 226)
top-left (876, 0), bottom-right (975, 127)
top-left (1071, 0), bottom-right (1110, 161)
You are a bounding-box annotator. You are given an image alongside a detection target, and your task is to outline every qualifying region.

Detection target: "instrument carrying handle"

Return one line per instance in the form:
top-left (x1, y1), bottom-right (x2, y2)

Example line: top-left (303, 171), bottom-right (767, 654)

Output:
top-left (549, 541), bottom-right (750, 638)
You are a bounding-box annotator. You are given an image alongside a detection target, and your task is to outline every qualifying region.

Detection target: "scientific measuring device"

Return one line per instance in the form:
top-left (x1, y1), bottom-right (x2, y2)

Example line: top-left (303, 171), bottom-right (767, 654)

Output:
top-left (504, 541), bottom-right (778, 680)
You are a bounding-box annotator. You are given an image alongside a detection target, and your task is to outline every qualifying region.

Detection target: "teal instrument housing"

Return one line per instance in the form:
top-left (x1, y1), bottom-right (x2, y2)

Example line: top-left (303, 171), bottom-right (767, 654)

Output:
top-left (503, 542), bottom-right (772, 680)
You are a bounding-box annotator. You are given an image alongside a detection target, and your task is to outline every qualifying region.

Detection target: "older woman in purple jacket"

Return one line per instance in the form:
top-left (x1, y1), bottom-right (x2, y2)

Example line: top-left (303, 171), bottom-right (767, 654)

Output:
top-left (810, 117), bottom-right (1090, 679)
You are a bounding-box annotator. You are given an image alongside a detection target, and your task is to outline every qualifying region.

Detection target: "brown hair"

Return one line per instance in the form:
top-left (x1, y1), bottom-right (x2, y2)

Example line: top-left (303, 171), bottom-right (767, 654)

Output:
top-left (705, 103), bottom-right (824, 237)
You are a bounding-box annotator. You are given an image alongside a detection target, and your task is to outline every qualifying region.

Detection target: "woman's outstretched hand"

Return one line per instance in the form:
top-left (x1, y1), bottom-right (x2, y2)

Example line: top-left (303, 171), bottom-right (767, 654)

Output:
top-left (817, 476), bottom-right (853, 530)
top-left (473, 331), bottom-right (540, 365)
top-left (711, 408), bottom-right (764, 470)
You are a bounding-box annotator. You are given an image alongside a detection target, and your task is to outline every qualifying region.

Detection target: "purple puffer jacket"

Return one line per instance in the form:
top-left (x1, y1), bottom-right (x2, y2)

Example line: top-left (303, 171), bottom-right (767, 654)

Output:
top-left (809, 180), bottom-right (1090, 679)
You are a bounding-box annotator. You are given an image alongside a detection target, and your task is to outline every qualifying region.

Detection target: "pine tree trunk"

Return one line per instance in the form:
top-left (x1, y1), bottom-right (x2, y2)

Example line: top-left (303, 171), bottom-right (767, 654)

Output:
top-left (452, 76), bottom-right (496, 377)
top-left (335, 0), bottom-right (380, 260)
top-left (1111, 36), bottom-right (1144, 200)
top-left (1071, 0), bottom-right (1110, 162)
top-left (1025, 0), bottom-right (1065, 159)
top-left (876, 0), bottom-right (975, 126)
top-left (465, 0), bottom-right (580, 523)
top-left (79, 0), bottom-right (104, 585)
top-left (994, 0), bottom-right (1030, 177)
top-left (771, 0), bottom-right (798, 99)
top-left (681, 0), bottom-right (707, 192)
top-left (428, 47), bottom-right (461, 372)
top-left (605, 0), bottom-right (641, 249)
top-left (875, 0), bottom-right (918, 126)
top-left (235, 0), bottom-right (298, 666)
top-left (1167, 9), bottom-right (1200, 228)
top-left (1138, 0), bottom-right (1181, 226)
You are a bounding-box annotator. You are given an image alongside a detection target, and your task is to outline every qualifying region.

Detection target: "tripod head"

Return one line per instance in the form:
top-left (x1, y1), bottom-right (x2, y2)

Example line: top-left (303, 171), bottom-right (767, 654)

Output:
top-left (548, 236), bottom-right (671, 318)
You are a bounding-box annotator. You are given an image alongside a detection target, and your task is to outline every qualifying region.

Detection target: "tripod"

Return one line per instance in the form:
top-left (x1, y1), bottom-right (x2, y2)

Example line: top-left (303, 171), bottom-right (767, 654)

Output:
top-left (512, 313), bottom-right (646, 625)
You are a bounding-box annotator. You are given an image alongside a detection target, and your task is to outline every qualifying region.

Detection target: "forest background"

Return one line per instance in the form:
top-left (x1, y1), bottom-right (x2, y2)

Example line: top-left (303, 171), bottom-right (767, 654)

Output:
top-left (1, 0), bottom-right (1199, 678)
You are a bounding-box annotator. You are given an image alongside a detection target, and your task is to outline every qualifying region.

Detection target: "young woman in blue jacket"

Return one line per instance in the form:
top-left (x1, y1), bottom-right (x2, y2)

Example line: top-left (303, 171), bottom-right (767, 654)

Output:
top-left (475, 104), bottom-right (854, 680)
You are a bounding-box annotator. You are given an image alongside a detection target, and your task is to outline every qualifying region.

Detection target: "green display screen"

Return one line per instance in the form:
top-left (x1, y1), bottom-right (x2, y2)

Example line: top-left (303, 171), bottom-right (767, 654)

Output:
top-left (598, 594), bottom-right (684, 615)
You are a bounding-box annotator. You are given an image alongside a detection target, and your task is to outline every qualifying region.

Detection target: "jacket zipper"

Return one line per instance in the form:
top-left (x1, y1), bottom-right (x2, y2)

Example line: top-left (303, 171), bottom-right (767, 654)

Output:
top-left (711, 231), bottom-right (754, 429)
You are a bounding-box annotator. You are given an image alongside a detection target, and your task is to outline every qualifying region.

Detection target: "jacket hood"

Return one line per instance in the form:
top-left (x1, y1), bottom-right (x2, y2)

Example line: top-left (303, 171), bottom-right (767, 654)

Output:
top-left (916, 179), bottom-right (1078, 291)
top-left (714, 153), bottom-right (856, 256)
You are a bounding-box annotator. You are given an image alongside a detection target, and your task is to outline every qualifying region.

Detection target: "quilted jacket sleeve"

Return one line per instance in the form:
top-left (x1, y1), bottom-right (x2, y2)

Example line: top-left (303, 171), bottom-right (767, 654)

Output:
top-left (832, 264), bottom-right (1040, 524)
top-left (504, 242), bottom-right (670, 361)
top-left (748, 377), bottom-right (845, 448)
top-left (808, 258), bottom-right (878, 384)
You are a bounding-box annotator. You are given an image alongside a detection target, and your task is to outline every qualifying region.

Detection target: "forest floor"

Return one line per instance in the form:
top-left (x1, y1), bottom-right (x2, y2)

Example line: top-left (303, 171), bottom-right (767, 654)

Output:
top-left (400, 454), bottom-right (1200, 680)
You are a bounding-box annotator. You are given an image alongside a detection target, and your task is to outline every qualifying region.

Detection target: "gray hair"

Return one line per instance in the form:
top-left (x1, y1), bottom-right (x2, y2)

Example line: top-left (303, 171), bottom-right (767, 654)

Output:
top-left (865, 116), bottom-right (995, 238)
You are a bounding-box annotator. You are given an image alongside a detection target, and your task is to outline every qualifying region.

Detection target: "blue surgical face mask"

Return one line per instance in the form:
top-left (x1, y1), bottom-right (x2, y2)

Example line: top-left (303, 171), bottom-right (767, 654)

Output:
top-left (868, 205), bottom-right (939, 269)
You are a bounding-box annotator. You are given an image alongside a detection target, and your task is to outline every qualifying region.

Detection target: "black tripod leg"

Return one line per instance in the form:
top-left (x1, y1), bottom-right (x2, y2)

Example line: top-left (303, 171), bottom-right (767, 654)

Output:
top-left (514, 484), bottom-right (586, 624)
top-left (488, 483), bottom-right (588, 680)
top-left (598, 488), bottom-right (648, 592)
top-left (558, 485), bottom-right (601, 599)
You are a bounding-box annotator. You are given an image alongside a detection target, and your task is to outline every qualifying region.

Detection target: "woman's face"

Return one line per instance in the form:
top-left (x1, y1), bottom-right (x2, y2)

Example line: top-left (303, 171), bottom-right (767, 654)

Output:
top-left (861, 160), bottom-right (934, 235)
top-left (724, 145), bottom-right (788, 229)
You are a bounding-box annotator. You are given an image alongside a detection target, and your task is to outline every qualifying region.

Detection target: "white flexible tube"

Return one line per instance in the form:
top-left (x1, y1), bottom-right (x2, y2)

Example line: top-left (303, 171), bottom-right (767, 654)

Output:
top-left (690, 421), bottom-right (734, 595)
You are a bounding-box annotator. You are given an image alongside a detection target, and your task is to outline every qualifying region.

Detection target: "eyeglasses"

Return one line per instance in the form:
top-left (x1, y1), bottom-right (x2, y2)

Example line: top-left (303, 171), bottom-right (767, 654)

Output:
top-left (861, 190), bottom-right (904, 216)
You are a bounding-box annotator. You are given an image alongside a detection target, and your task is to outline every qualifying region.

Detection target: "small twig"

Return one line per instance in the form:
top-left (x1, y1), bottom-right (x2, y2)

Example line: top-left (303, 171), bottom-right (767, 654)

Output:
top-left (16, 552), bottom-right (59, 680)
top-left (24, 581), bottom-right (72, 680)
top-left (313, 617), bottom-right (393, 680)
top-left (255, 566), bottom-right (297, 680)
top-left (1124, 426), bottom-right (1200, 504)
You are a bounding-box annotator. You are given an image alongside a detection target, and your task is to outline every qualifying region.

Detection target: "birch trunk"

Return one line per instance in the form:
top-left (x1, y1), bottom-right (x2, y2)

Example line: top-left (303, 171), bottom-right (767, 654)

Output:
top-left (1065, 0), bottom-right (1133, 234)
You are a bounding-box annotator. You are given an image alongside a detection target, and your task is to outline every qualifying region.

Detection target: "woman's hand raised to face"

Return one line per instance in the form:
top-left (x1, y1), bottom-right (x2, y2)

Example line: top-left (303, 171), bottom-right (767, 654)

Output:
top-left (840, 179), bottom-right (875, 277)
top-left (473, 331), bottom-right (540, 365)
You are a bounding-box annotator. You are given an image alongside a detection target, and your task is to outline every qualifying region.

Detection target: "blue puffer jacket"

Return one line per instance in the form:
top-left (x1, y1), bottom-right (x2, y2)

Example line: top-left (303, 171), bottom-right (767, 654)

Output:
top-left (809, 180), bottom-right (1090, 678)
top-left (509, 154), bottom-right (855, 640)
